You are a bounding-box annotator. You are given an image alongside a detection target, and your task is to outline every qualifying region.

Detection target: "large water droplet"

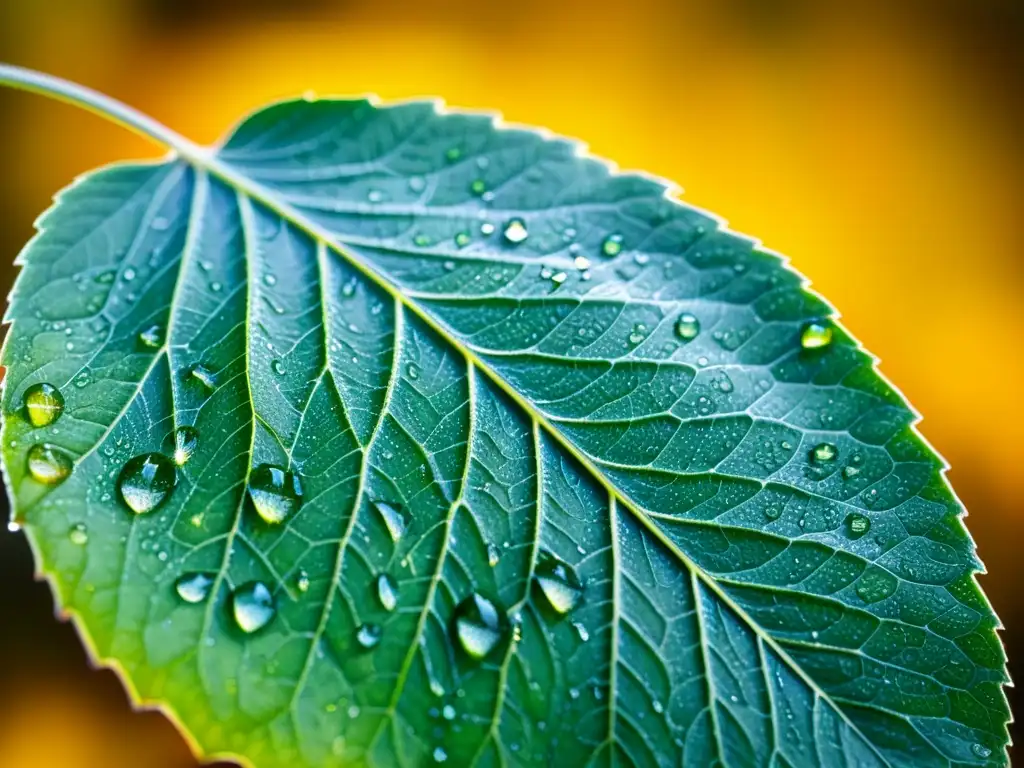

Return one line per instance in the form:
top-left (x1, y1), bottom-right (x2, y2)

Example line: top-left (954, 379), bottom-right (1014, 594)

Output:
top-left (451, 593), bottom-right (508, 660)
top-left (138, 324), bottom-right (164, 348)
top-left (117, 453), bottom-right (177, 514)
top-left (810, 442), bottom-right (838, 463)
top-left (173, 426), bottom-right (198, 466)
top-left (374, 501), bottom-right (407, 542)
top-left (248, 464), bottom-right (303, 525)
top-left (601, 234), bottom-right (623, 257)
top-left (355, 623), bottom-right (382, 650)
top-left (844, 512), bottom-right (871, 539)
top-left (377, 573), bottom-right (398, 612)
top-left (534, 553), bottom-right (584, 614)
top-left (231, 581), bottom-right (276, 633)
top-left (175, 572), bottom-right (215, 603)
top-left (800, 320), bottom-right (833, 350)
top-left (674, 313), bottom-right (700, 342)
top-left (27, 444), bottom-right (72, 485)
top-left (68, 523), bottom-right (88, 546)
top-left (23, 383), bottom-right (64, 427)
top-left (503, 218), bottom-right (529, 244)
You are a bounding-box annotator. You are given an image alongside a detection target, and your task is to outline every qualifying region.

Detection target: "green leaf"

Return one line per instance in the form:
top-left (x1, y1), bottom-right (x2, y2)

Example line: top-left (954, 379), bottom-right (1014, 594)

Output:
top-left (0, 81), bottom-right (1009, 767)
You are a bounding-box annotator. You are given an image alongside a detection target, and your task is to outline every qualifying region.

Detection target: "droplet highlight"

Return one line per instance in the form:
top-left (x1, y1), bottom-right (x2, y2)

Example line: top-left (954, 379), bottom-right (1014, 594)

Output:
top-left (23, 383), bottom-right (64, 427)
top-left (810, 442), bottom-right (838, 463)
top-left (800, 320), bottom-right (833, 350)
top-left (377, 573), bottom-right (398, 612)
top-left (374, 501), bottom-right (407, 543)
top-left (355, 623), bottom-right (382, 650)
top-left (534, 553), bottom-right (584, 615)
top-left (138, 324), bottom-right (164, 348)
top-left (248, 464), bottom-right (303, 525)
top-left (27, 444), bottom-right (72, 485)
top-left (451, 593), bottom-right (508, 660)
top-left (68, 523), bottom-right (88, 546)
top-left (231, 581), bottom-right (276, 633)
top-left (175, 572), bottom-right (215, 604)
top-left (503, 218), bottom-right (529, 244)
top-left (601, 234), bottom-right (624, 257)
top-left (188, 363), bottom-right (217, 390)
top-left (117, 453), bottom-right (177, 514)
top-left (844, 512), bottom-right (871, 539)
top-left (172, 426), bottom-right (198, 466)
top-left (674, 313), bottom-right (700, 342)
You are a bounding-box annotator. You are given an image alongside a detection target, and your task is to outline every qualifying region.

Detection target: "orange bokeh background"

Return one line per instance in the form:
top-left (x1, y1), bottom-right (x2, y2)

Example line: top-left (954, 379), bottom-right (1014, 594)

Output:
top-left (0, 1), bottom-right (1021, 766)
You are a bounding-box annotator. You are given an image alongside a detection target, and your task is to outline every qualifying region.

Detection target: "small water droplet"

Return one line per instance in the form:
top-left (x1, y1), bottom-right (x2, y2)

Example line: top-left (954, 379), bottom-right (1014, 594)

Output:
top-left (628, 324), bottom-right (647, 345)
top-left (188, 364), bottom-right (217, 391)
top-left (445, 147), bottom-right (462, 162)
top-left (172, 426), bottom-right (198, 466)
top-left (23, 383), bottom-right (64, 427)
top-left (374, 501), bottom-right (407, 543)
top-left (68, 523), bottom-right (88, 546)
top-left (264, 273), bottom-right (278, 286)
top-left (574, 621), bottom-right (590, 642)
top-left (231, 581), bottom-right (276, 633)
top-left (487, 543), bottom-right (501, 568)
top-left (503, 218), bottom-right (529, 244)
top-left (413, 234), bottom-right (432, 247)
top-left (123, 267), bottom-right (136, 282)
top-left (972, 743), bottom-right (993, 759)
top-left (248, 464), bottom-right (303, 524)
top-left (810, 442), bottom-right (838, 463)
top-left (800, 320), bottom-right (833, 350)
top-left (409, 176), bottom-right (426, 193)
top-left (573, 255), bottom-right (591, 271)
top-left (442, 704), bottom-right (456, 721)
top-left (454, 232), bottom-right (471, 248)
top-left (845, 512), bottom-right (871, 539)
top-left (470, 179), bottom-right (487, 196)
top-left (675, 313), bottom-right (700, 342)
top-left (355, 623), bottom-right (382, 650)
top-left (534, 552), bottom-right (584, 614)
top-left (27, 444), bottom-right (73, 485)
top-left (175, 572), bottom-right (214, 603)
top-left (377, 573), bottom-right (398, 612)
top-left (138, 324), bottom-right (164, 348)
top-left (406, 363), bottom-right (421, 381)
top-left (271, 359), bottom-right (286, 376)
top-left (550, 271), bottom-right (568, 285)
top-left (118, 453), bottom-right (177, 514)
top-left (7, 521), bottom-right (21, 533)
top-left (451, 593), bottom-right (508, 660)
top-left (433, 747), bottom-right (448, 763)
top-left (601, 234), bottom-right (624, 257)
top-left (480, 222), bottom-right (496, 236)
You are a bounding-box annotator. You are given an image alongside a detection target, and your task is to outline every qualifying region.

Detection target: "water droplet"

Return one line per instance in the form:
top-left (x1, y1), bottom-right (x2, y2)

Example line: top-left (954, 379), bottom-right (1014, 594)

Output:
top-left (550, 271), bottom-right (568, 285)
top-left (810, 442), bottom-right (838, 463)
top-left (172, 426), bottom-right (198, 466)
top-left (7, 521), bottom-right (21, 533)
top-left (628, 324), bottom-right (647, 345)
top-left (454, 232), bottom-right (471, 248)
top-left (573, 255), bottom-right (591, 271)
top-left (123, 267), bottom-right (136, 282)
top-left (842, 465), bottom-right (861, 480)
top-left (409, 176), bottom-right (426, 193)
top-left (503, 218), bottom-right (529, 244)
top-left (845, 512), bottom-right (871, 539)
top-left (355, 623), bottom-right (382, 650)
top-left (764, 505), bottom-right (783, 521)
top-left (118, 453), bottom-right (177, 514)
top-left (188, 363), bottom-right (217, 390)
top-left (442, 704), bottom-right (456, 721)
top-left (451, 593), bottom-right (508, 660)
top-left (271, 359), bottom-right (286, 376)
top-left (800, 320), bottom-right (833, 350)
top-left (433, 747), bottom-right (448, 763)
top-left (407, 363), bottom-right (421, 381)
top-left (534, 553), bottom-right (584, 614)
top-left (138, 324), bottom-right (164, 348)
top-left (377, 573), bottom-right (398, 612)
top-left (231, 581), bottom-right (276, 633)
top-left (480, 222), bottom-right (496, 236)
top-left (175, 572), bottom-right (214, 603)
top-left (487, 542), bottom-right (501, 568)
top-left (23, 383), bottom-right (64, 427)
top-left (248, 464), bottom-right (303, 524)
top-left (413, 233), bottom-right (432, 247)
top-left (445, 147), bottom-right (462, 162)
top-left (601, 234), bottom-right (624, 257)
top-left (675, 313), bottom-right (700, 342)
top-left (972, 743), bottom-right (993, 759)
top-left (27, 444), bottom-right (72, 485)
top-left (374, 501), bottom-right (407, 543)
top-left (68, 523), bottom-right (88, 546)
top-left (574, 621), bottom-right (590, 642)
top-left (152, 216), bottom-right (170, 231)
top-left (855, 569), bottom-right (897, 604)
top-left (470, 179), bottom-right (487, 196)
top-left (264, 273), bottom-right (278, 286)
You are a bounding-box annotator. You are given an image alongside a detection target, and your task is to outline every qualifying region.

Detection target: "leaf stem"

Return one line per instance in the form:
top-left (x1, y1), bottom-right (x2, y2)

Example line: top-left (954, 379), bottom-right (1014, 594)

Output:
top-left (0, 63), bottom-right (205, 160)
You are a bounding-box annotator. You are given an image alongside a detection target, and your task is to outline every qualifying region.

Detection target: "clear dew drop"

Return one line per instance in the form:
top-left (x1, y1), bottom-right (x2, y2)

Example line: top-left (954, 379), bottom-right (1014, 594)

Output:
top-left (442, 704), bottom-right (456, 721)
top-left (445, 147), bottom-right (462, 162)
top-left (296, 570), bottom-right (311, 593)
top-left (470, 179), bottom-right (487, 196)
top-left (407, 363), bottom-right (421, 380)
top-left (503, 218), bottom-right (529, 244)
top-left (972, 743), bottom-right (993, 758)
top-left (601, 234), bottom-right (624, 257)
top-left (175, 572), bottom-right (215, 604)
top-left (454, 232), bottom-right (471, 248)
top-left (68, 523), bottom-right (88, 546)
top-left (534, 552), bottom-right (584, 615)
top-left (452, 593), bottom-right (508, 660)
top-left (845, 512), bottom-right (871, 539)
top-left (574, 621), bottom-right (590, 642)
top-left (247, 464), bottom-right (303, 525)
top-left (377, 573), bottom-right (398, 612)
top-left (573, 255), bottom-right (591, 270)
top-left (413, 233), bottom-right (432, 247)
top-left (188, 363), bottom-right (217, 390)
top-left (374, 501), bottom-right (407, 543)
top-left (231, 581), bottom-right (276, 633)
top-left (138, 324), bottom-right (164, 348)
top-left (810, 442), bottom-right (838, 463)
top-left (480, 222), bottom-right (496, 236)
top-left (675, 313), bottom-right (700, 342)
top-left (487, 542), bottom-right (501, 568)
top-left (628, 324), bottom-right (647, 345)
top-left (23, 383), bottom-right (64, 427)
top-left (27, 444), bottom-right (73, 485)
top-left (800, 320), bottom-right (833, 350)
top-left (355, 623), bottom-right (383, 650)
top-left (172, 426), bottom-right (198, 466)
top-left (271, 359), bottom-right (286, 376)
top-left (433, 747), bottom-right (448, 763)
top-left (117, 453), bottom-right (177, 515)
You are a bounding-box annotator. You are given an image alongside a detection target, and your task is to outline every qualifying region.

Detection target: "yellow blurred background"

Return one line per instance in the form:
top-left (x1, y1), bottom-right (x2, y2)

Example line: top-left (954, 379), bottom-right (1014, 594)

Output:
top-left (0, 0), bottom-right (1020, 765)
